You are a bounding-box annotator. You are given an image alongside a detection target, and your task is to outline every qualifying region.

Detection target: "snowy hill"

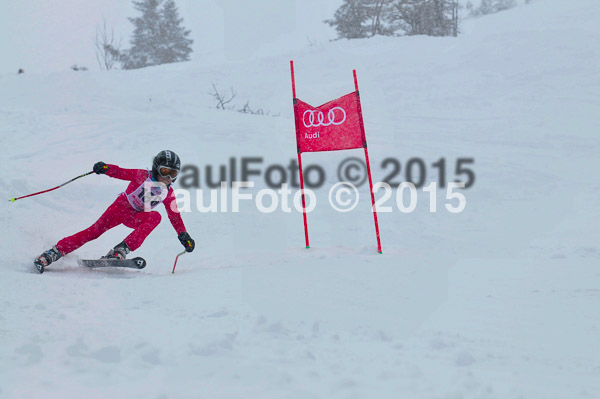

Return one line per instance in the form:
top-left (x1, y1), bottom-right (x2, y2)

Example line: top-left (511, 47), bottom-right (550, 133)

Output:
top-left (1, 0), bottom-right (599, 398)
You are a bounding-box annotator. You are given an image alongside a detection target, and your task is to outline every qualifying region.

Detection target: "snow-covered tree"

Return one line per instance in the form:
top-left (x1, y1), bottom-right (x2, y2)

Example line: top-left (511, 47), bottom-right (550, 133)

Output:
top-left (325, 0), bottom-right (395, 39)
top-left (366, 0), bottom-right (396, 37)
top-left (389, 0), bottom-right (459, 37)
top-left (157, 0), bottom-right (193, 64)
top-left (325, 0), bottom-right (369, 39)
top-left (121, 0), bottom-right (193, 70)
top-left (326, 0), bottom-right (459, 39)
top-left (467, 0), bottom-right (517, 16)
top-left (121, 0), bottom-right (162, 69)
top-left (494, 0), bottom-right (517, 12)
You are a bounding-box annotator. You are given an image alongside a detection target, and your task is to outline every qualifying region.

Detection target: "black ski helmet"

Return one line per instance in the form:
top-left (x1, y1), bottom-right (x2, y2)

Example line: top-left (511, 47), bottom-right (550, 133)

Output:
top-left (152, 150), bottom-right (181, 181)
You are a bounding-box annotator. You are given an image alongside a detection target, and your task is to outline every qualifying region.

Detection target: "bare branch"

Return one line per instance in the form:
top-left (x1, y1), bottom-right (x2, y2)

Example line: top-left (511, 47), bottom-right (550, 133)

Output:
top-left (94, 17), bottom-right (122, 71)
top-left (209, 83), bottom-right (236, 110)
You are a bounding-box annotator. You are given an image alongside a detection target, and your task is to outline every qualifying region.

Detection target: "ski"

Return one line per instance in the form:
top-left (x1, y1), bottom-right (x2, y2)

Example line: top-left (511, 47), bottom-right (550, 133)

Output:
top-left (79, 257), bottom-right (147, 270)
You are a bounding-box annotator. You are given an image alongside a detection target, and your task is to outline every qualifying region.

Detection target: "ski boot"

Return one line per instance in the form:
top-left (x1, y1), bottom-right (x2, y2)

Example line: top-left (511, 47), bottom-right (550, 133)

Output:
top-left (102, 241), bottom-right (130, 260)
top-left (34, 246), bottom-right (62, 274)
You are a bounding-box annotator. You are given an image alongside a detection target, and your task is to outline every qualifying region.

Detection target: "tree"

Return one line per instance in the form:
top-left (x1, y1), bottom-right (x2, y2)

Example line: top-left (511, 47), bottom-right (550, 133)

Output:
top-left (494, 0), bottom-right (517, 12)
top-left (157, 0), bottom-right (193, 64)
top-left (325, 0), bottom-right (369, 39)
top-left (94, 18), bottom-right (122, 71)
top-left (326, 0), bottom-right (459, 39)
top-left (390, 0), bottom-right (459, 37)
top-left (121, 0), bottom-right (193, 70)
top-left (366, 0), bottom-right (396, 37)
top-left (325, 0), bottom-right (396, 39)
top-left (122, 0), bottom-right (163, 69)
top-left (467, 0), bottom-right (516, 16)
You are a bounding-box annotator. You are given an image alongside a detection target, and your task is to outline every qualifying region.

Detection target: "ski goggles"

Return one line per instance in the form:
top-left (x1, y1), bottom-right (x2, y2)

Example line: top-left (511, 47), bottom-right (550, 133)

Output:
top-left (158, 166), bottom-right (179, 180)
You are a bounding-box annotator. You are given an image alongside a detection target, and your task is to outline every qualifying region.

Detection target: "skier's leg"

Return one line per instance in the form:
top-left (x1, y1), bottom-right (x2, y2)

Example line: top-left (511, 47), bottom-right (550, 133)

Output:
top-left (122, 211), bottom-right (162, 251)
top-left (34, 246), bottom-right (63, 273)
top-left (56, 196), bottom-right (132, 255)
top-left (102, 240), bottom-right (131, 260)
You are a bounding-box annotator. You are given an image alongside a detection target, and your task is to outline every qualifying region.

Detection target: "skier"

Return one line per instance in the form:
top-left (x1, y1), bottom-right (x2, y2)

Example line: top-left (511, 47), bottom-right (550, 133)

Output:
top-left (34, 150), bottom-right (195, 273)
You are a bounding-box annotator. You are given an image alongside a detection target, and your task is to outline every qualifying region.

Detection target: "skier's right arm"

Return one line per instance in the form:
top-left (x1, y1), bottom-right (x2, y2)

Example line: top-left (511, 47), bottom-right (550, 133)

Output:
top-left (93, 161), bottom-right (109, 174)
top-left (93, 162), bottom-right (140, 181)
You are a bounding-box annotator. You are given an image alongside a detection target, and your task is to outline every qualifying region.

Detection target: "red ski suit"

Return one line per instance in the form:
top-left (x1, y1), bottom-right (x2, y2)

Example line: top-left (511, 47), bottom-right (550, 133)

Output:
top-left (56, 164), bottom-right (186, 255)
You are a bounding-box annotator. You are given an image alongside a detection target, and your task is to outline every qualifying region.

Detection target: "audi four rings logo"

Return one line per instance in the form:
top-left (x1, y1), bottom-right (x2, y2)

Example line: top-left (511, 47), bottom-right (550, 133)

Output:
top-left (303, 107), bottom-right (347, 128)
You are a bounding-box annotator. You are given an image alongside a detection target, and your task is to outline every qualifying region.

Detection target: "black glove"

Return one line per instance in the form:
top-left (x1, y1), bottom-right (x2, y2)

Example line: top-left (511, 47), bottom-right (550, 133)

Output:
top-left (178, 232), bottom-right (195, 252)
top-left (93, 162), bottom-right (109, 174)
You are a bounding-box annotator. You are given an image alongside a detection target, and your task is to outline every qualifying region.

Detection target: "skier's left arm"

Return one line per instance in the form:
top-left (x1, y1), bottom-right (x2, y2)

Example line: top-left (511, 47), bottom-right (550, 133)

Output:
top-left (164, 189), bottom-right (195, 252)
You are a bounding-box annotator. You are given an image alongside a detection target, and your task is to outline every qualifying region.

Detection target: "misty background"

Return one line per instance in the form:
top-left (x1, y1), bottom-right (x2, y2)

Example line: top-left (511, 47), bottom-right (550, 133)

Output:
top-left (0, 0), bottom-right (342, 73)
top-left (0, 0), bottom-right (528, 74)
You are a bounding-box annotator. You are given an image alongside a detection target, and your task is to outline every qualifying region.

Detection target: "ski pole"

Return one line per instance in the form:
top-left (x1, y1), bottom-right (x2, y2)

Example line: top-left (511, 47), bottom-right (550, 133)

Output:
top-left (172, 250), bottom-right (187, 274)
top-left (9, 171), bottom-right (95, 202)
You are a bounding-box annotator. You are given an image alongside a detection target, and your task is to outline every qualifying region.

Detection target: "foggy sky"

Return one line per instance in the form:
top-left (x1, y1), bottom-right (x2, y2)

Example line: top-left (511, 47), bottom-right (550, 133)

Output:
top-left (0, 0), bottom-right (342, 73)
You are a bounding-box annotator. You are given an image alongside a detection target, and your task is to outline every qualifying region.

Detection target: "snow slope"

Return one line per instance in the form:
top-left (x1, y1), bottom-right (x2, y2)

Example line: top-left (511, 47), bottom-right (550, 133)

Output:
top-left (1, 0), bottom-right (599, 397)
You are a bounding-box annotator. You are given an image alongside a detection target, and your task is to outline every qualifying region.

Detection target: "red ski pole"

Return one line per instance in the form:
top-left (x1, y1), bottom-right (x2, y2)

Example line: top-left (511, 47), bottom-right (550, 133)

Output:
top-left (9, 171), bottom-right (95, 202)
top-left (172, 250), bottom-right (187, 274)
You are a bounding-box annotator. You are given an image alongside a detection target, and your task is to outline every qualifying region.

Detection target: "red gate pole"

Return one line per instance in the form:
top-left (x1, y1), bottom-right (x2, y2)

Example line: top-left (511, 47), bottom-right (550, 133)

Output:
top-left (290, 60), bottom-right (297, 98)
top-left (364, 147), bottom-right (382, 254)
top-left (354, 70), bottom-right (382, 254)
top-left (291, 61), bottom-right (310, 248)
top-left (297, 153), bottom-right (310, 249)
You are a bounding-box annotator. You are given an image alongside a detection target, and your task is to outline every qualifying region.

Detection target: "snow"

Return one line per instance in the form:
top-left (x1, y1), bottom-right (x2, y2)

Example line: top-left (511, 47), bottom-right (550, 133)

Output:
top-left (1, 0), bottom-right (600, 397)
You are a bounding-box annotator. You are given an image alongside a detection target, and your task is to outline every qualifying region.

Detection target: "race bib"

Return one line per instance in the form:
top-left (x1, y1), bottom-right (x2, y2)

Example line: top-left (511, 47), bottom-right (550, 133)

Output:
top-left (125, 177), bottom-right (168, 212)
